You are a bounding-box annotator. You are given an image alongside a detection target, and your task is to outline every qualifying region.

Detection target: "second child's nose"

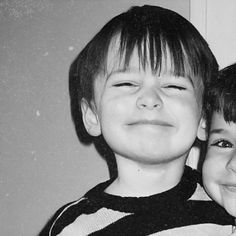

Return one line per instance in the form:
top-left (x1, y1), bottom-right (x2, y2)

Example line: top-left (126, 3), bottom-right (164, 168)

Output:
top-left (136, 88), bottom-right (163, 110)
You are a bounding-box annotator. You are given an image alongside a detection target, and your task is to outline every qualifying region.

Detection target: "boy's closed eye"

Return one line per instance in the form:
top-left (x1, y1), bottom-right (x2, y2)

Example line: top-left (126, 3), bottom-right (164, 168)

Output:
top-left (113, 82), bottom-right (138, 87)
top-left (113, 82), bottom-right (187, 92)
top-left (163, 85), bottom-right (186, 91)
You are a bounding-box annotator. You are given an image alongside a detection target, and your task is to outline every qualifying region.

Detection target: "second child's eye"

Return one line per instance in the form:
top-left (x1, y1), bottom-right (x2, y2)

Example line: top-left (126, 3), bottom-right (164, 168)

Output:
top-left (211, 139), bottom-right (233, 148)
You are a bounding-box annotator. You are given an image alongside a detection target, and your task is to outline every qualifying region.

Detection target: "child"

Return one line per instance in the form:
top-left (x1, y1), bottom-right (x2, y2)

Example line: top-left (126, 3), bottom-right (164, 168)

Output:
top-left (203, 63), bottom-right (236, 234)
top-left (42, 5), bottom-right (234, 235)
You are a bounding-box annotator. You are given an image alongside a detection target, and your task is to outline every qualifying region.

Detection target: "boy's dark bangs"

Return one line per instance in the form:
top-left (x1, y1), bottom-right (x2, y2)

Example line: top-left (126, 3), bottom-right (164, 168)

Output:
top-left (117, 29), bottom-right (189, 78)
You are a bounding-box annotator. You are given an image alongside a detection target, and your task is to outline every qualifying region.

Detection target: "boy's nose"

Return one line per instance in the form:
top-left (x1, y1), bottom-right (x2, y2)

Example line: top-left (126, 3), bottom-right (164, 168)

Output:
top-left (136, 88), bottom-right (163, 110)
top-left (226, 152), bottom-right (236, 174)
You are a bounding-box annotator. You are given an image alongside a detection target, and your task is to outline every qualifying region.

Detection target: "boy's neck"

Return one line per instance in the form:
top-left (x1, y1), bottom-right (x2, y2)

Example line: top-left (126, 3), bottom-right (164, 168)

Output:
top-left (105, 156), bottom-right (186, 197)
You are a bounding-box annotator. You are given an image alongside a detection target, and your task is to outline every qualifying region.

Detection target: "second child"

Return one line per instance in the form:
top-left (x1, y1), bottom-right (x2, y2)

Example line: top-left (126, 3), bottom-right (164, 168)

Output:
top-left (203, 63), bottom-right (236, 234)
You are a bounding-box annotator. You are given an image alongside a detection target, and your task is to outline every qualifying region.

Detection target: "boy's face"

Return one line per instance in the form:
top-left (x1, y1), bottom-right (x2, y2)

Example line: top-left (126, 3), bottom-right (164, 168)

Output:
top-left (203, 112), bottom-right (236, 217)
top-left (82, 46), bottom-right (203, 166)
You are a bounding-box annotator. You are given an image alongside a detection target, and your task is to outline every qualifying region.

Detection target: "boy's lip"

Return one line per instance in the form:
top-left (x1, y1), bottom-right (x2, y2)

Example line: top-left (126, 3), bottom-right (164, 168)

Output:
top-left (128, 119), bottom-right (173, 127)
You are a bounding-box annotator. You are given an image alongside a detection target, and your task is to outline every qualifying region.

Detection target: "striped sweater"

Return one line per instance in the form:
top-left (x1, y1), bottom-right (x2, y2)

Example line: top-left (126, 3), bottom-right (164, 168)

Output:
top-left (42, 166), bottom-right (234, 236)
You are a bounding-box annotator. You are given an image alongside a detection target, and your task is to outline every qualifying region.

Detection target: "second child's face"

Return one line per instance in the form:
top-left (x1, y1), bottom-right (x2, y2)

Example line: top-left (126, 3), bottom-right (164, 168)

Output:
top-left (203, 112), bottom-right (236, 217)
top-left (86, 47), bottom-right (203, 165)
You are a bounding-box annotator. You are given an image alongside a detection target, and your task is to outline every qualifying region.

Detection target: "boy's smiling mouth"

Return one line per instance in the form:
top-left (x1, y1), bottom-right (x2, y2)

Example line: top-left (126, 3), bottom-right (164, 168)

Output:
top-left (128, 119), bottom-right (173, 127)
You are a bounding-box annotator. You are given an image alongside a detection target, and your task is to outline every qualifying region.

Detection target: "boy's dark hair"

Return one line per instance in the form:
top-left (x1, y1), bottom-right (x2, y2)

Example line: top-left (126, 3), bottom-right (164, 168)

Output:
top-left (69, 5), bottom-right (218, 155)
top-left (205, 63), bottom-right (236, 134)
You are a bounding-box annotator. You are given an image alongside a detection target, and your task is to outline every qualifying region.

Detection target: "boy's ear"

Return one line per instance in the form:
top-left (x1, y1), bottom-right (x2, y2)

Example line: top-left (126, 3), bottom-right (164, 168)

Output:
top-left (197, 117), bottom-right (207, 141)
top-left (81, 99), bottom-right (101, 137)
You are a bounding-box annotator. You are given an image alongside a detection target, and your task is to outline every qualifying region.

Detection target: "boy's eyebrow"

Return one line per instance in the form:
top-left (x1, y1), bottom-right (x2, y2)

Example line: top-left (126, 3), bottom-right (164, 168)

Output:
top-left (106, 67), bottom-right (139, 80)
top-left (184, 76), bottom-right (194, 88)
top-left (174, 74), bottom-right (195, 87)
top-left (159, 74), bottom-right (195, 87)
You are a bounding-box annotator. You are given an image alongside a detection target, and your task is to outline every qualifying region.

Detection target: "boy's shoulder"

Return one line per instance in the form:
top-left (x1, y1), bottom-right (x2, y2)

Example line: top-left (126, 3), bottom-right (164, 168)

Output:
top-left (40, 179), bottom-right (114, 236)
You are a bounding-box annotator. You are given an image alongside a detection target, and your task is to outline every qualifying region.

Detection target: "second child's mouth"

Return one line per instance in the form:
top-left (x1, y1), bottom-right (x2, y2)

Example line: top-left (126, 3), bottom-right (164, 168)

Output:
top-left (222, 184), bottom-right (236, 193)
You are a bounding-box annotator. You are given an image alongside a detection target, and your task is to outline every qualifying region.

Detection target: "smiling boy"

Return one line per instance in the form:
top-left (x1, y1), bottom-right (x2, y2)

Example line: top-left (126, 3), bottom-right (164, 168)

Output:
top-left (43, 5), bottom-right (234, 236)
top-left (203, 63), bottom-right (236, 232)
top-left (89, 48), bottom-right (202, 196)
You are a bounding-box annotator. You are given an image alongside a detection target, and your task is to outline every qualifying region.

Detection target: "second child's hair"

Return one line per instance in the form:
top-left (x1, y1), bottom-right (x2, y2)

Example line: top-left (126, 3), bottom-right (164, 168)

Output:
top-left (205, 63), bottom-right (236, 134)
top-left (69, 5), bottom-right (218, 144)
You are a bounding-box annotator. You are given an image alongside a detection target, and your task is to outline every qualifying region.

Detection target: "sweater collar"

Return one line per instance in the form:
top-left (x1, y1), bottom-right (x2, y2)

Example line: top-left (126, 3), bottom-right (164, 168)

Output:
top-left (85, 165), bottom-right (199, 213)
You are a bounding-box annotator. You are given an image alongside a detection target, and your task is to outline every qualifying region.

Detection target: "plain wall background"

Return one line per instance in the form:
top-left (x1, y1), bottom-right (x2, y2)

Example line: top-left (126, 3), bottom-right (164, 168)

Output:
top-left (190, 0), bottom-right (236, 69)
top-left (206, 0), bottom-right (236, 68)
top-left (0, 1), bottom-right (190, 235)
